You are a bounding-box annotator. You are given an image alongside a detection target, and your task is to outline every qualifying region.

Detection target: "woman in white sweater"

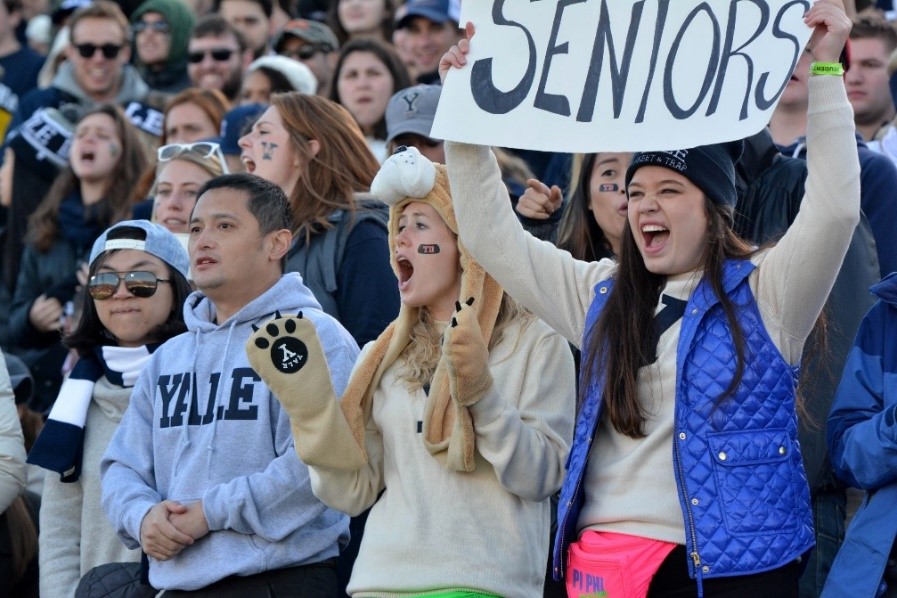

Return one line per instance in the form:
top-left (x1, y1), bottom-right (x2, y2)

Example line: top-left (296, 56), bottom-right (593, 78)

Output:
top-left (438, 2), bottom-right (858, 596)
top-left (247, 147), bottom-right (575, 597)
top-left (29, 221), bottom-right (192, 597)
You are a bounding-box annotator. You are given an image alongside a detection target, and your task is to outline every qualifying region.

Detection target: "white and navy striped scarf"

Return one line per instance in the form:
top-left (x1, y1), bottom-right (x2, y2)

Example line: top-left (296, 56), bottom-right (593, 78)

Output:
top-left (27, 344), bottom-right (157, 482)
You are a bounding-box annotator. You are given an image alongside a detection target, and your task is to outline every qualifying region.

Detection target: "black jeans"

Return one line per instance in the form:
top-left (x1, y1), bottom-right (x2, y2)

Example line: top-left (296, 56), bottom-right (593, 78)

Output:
top-left (647, 546), bottom-right (799, 598)
top-left (162, 559), bottom-right (338, 598)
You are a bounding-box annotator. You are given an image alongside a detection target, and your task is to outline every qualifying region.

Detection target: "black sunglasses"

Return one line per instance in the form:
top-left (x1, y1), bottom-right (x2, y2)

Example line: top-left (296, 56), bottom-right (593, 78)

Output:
top-left (187, 48), bottom-right (236, 63)
top-left (280, 45), bottom-right (325, 61)
top-left (88, 271), bottom-right (171, 300)
top-left (132, 20), bottom-right (170, 34)
top-left (74, 43), bottom-right (124, 59)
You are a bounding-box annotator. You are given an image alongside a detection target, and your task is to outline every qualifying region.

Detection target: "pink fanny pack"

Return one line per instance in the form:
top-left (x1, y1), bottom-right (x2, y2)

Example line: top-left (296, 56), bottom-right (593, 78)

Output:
top-left (566, 531), bottom-right (677, 598)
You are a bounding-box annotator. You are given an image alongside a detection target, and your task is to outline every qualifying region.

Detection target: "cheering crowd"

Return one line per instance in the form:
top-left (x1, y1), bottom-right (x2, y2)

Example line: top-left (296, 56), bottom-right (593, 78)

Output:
top-left (0, 0), bottom-right (896, 596)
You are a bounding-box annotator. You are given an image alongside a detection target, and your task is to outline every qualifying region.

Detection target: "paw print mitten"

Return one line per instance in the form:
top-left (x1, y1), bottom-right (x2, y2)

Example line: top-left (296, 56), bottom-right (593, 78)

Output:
top-left (246, 314), bottom-right (366, 470)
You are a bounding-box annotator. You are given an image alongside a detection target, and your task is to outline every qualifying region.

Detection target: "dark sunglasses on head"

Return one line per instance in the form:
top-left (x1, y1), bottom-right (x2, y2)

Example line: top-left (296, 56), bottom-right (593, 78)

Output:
top-left (280, 45), bottom-right (325, 61)
top-left (132, 20), bottom-right (170, 34)
top-left (74, 43), bottom-right (124, 59)
top-left (187, 48), bottom-right (236, 63)
top-left (88, 271), bottom-right (170, 300)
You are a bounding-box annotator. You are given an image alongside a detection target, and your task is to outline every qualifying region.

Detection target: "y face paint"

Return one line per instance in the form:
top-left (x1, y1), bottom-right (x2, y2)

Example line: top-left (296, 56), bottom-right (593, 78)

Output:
top-left (598, 183), bottom-right (618, 192)
top-left (418, 244), bottom-right (440, 254)
top-left (260, 141), bottom-right (277, 160)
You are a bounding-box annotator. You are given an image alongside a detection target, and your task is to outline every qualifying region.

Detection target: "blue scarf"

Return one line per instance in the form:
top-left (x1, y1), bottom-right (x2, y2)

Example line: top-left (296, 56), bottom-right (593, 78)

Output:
top-left (57, 192), bottom-right (106, 255)
top-left (28, 344), bottom-right (158, 482)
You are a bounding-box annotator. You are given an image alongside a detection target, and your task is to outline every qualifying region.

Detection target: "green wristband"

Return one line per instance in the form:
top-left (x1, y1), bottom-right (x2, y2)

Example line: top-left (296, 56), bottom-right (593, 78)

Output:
top-left (810, 62), bottom-right (844, 76)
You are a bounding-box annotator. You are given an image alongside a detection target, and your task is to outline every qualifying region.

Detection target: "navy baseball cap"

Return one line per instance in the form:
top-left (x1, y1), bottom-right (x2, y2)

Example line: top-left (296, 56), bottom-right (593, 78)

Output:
top-left (396, 0), bottom-right (460, 29)
top-left (212, 103), bottom-right (267, 156)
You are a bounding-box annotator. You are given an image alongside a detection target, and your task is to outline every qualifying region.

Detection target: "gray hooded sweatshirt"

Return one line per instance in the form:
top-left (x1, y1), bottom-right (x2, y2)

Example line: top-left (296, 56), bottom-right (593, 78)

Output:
top-left (100, 273), bottom-right (358, 590)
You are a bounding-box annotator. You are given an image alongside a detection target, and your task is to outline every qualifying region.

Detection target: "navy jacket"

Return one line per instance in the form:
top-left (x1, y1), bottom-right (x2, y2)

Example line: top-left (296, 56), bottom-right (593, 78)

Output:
top-left (824, 272), bottom-right (897, 598)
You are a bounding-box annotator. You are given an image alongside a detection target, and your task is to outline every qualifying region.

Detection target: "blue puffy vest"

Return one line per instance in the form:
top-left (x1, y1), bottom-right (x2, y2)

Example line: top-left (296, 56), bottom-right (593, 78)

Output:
top-left (552, 259), bottom-right (814, 585)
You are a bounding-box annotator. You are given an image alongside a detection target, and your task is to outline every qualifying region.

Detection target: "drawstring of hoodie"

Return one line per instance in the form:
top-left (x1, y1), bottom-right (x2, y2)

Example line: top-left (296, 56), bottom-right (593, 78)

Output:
top-left (789, 138), bottom-right (807, 159)
top-left (174, 328), bottom-right (202, 473)
top-left (205, 319), bottom-right (237, 479)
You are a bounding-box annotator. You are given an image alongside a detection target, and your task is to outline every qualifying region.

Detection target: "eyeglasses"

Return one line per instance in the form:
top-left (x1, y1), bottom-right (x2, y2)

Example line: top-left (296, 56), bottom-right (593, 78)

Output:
top-left (157, 142), bottom-right (229, 173)
top-left (132, 20), bottom-right (170, 35)
top-left (279, 45), bottom-right (326, 61)
top-left (74, 43), bottom-right (124, 59)
top-left (88, 271), bottom-right (171, 300)
top-left (187, 48), bottom-right (236, 63)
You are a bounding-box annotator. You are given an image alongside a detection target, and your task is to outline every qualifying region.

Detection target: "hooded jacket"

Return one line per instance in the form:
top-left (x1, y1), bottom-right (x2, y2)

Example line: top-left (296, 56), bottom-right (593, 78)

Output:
top-left (130, 0), bottom-right (195, 95)
top-left (100, 274), bottom-right (358, 591)
top-left (823, 272), bottom-right (897, 598)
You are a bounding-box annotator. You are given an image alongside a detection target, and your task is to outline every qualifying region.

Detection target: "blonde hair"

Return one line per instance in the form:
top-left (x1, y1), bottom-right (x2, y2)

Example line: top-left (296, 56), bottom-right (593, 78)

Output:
top-left (152, 150), bottom-right (225, 195)
top-left (399, 294), bottom-right (532, 391)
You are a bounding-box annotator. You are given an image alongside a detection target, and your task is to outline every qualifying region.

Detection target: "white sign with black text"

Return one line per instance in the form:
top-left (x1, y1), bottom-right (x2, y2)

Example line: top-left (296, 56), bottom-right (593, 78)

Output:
top-left (432, 0), bottom-right (813, 152)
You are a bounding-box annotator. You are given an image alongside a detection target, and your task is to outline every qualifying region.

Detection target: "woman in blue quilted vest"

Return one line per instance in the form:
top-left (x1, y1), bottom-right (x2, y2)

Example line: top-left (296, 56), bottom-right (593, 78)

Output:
top-left (439, 1), bottom-right (857, 596)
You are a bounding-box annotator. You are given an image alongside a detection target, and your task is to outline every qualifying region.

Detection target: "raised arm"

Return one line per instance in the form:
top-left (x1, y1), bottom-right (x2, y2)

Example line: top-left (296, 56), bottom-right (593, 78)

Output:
top-left (754, 0), bottom-right (860, 361)
top-left (438, 25), bottom-right (613, 347)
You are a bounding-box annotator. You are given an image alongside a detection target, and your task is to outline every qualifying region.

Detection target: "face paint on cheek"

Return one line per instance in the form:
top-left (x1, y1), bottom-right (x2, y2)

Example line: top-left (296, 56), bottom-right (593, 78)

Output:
top-left (418, 244), bottom-right (440, 255)
top-left (599, 183), bottom-right (619, 192)
top-left (260, 141), bottom-right (277, 160)
top-left (109, 143), bottom-right (119, 158)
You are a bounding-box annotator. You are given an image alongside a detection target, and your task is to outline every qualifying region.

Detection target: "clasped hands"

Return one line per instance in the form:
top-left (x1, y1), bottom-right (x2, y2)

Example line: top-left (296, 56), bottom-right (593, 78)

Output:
top-left (139, 499), bottom-right (209, 561)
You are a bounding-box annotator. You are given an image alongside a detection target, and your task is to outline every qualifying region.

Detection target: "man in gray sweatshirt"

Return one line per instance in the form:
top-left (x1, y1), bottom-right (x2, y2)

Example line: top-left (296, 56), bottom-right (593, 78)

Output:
top-left (101, 174), bottom-right (359, 595)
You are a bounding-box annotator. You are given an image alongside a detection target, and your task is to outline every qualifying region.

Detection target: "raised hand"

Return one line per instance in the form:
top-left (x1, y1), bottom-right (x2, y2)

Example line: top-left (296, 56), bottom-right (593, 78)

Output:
top-left (245, 313), bottom-right (366, 470)
top-left (439, 21), bottom-right (476, 85)
top-left (804, 0), bottom-right (851, 64)
top-left (516, 178), bottom-right (563, 221)
top-left (444, 297), bottom-right (493, 407)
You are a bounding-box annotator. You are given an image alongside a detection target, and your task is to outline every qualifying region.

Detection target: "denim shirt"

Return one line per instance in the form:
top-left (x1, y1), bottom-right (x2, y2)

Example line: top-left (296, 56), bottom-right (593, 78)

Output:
top-left (553, 260), bottom-right (814, 588)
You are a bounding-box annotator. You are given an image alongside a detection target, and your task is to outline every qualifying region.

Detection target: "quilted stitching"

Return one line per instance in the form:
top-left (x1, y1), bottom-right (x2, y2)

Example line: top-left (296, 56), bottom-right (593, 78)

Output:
top-left (553, 261), bottom-right (814, 581)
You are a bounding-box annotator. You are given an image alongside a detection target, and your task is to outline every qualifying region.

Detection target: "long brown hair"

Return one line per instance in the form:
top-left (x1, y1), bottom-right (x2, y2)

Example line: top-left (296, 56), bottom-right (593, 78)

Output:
top-left (269, 92), bottom-right (381, 243)
top-left (27, 105), bottom-right (149, 252)
top-left (582, 198), bottom-right (756, 438)
top-left (557, 153), bottom-right (617, 262)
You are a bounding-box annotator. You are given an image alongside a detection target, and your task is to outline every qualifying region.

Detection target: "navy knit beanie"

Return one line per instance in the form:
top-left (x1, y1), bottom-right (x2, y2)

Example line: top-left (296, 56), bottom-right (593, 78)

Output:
top-left (625, 140), bottom-right (744, 209)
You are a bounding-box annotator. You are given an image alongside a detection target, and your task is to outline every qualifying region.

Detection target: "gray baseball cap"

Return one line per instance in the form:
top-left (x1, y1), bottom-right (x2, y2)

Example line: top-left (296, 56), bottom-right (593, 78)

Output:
top-left (385, 84), bottom-right (443, 143)
top-left (274, 18), bottom-right (339, 53)
top-left (89, 220), bottom-right (190, 280)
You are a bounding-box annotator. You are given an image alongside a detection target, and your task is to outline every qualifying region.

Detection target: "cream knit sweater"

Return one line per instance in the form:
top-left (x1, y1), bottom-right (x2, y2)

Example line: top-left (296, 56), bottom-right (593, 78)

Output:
top-left (310, 316), bottom-right (575, 597)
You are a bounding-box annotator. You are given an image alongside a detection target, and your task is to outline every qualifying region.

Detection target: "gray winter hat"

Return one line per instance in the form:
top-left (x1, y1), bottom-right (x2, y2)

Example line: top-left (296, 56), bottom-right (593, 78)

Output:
top-left (89, 220), bottom-right (190, 280)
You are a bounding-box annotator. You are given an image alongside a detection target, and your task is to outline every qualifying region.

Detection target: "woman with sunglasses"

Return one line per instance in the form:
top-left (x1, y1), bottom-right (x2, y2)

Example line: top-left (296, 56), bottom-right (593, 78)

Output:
top-left (9, 105), bottom-right (149, 413)
top-left (152, 142), bottom-right (227, 234)
top-left (238, 92), bottom-right (399, 349)
top-left (440, 4), bottom-right (857, 596)
top-left (28, 220), bottom-right (191, 598)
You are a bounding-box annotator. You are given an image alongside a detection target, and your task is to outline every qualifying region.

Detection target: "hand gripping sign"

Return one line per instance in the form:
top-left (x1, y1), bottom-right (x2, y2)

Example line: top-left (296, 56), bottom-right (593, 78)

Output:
top-left (432, 0), bottom-right (814, 152)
